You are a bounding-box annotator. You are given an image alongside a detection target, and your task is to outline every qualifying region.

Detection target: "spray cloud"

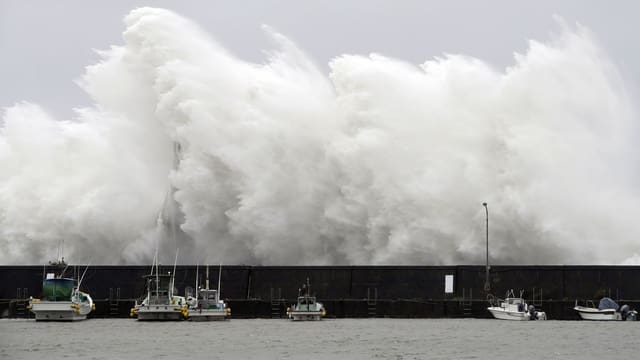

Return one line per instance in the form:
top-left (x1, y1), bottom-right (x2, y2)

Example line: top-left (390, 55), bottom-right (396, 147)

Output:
top-left (1, 8), bottom-right (638, 265)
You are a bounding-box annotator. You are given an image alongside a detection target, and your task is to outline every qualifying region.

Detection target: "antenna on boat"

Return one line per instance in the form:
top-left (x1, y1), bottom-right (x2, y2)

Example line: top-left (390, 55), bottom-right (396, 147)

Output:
top-left (170, 248), bottom-right (179, 299)
top-left (78, 264), bottom-right (90, 290)
top-left (195, 262), bottom-right (199, 301)
top-left (154, 215), bottom-right (161, 303)
top-left (155, 248), bottom-right (159, 304)
top-left (56, 239), bottom-right (64, 263)
top-left (60, 261), bottom-right (70, 279)
top-left (149, 251), bottom-right (157, 276)
top-left (206, 265), bottom-right (210, 290)
top-left (217, 263), bottom-right (222, 303)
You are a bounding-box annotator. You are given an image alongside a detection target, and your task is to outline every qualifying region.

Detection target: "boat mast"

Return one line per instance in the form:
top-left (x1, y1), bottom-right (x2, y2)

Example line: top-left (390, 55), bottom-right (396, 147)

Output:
top-left (217, 263), bottom-right (222, 303)
top-left (170, 248), bottom-right (179, 299)
top-left (150, 251), bottom-right (157, 276)
top-left (60, 262), bottom-right (70, 279)
top-left (78, 264), bottom-right (90, 291)
top-left (155, 225), bottom-right (159, 304)
top-left (195, 263), bottom-right (199, 301)
top-left (206, 265), bottom-right (210, 290)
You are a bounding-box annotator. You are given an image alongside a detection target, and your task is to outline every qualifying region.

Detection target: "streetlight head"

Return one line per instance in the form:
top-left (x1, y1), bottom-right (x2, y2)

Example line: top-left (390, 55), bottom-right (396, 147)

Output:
top-left (482, 202), bottom-right (487, 207)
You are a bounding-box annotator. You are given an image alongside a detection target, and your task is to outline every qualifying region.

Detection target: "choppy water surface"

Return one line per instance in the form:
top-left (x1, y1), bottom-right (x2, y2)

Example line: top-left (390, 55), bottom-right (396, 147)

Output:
top-left (0, 318), bottom-right (638, 359)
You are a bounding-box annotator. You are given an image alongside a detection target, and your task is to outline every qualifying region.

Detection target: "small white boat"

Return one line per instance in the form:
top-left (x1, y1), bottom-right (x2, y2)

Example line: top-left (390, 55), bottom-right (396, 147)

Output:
top-left (487, 290), bottom-right (546, 321)
top-left (131, 250), bottom-right (188, 321)
top-left (287, 278), bottom-right (326, 321)
top-left (574, 305), bottom-right (620, 320)
top-left (29, 260), bottom-right (94, 321)
top-left (573, 298), bottom-right (637, 321)
top-left (186, 265), bottom-right (230, 321)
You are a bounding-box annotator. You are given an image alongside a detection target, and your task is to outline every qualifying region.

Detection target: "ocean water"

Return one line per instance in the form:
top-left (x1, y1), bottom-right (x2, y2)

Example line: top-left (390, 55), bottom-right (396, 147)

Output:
top-left (0, 318), bottom-right (638, 359)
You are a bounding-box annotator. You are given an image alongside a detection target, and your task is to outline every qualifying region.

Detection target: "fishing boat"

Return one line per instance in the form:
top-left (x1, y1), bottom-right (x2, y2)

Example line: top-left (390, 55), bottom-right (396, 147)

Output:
top-left (487, 289), bottom-right (547, 321)
top-left (574, 298), bottom-right (638, 321)
top-left (130, 251), bottom-right (188, 321)
top-left (28, 259), bottom-right (95, 321)
top-left (186, 265), bottom-right (230, 321)
top-left (287, 278), bottom-right (326, 321)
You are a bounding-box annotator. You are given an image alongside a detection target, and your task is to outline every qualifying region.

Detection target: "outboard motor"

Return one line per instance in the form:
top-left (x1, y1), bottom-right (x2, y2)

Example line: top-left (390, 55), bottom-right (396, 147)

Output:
top-left (621, 304), bottom-right (630, 320)
top-left (620, 304), bottom-right (638, 321)
top-left (528, 305), bottom-right (537, 320)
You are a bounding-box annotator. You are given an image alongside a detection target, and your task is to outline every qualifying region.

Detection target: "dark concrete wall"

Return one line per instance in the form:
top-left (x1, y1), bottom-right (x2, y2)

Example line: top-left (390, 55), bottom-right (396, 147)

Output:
top-left (2, 265), bottom-right (640, 319)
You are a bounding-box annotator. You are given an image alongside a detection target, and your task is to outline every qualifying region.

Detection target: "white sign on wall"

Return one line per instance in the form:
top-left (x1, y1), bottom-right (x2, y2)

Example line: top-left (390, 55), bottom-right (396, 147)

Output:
top-left (444, 274), bottom-right (454, 294)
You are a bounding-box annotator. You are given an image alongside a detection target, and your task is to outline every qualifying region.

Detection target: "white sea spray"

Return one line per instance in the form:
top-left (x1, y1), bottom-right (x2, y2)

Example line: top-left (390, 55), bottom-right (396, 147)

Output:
top-left (0, 8), bottom-right (637, 265)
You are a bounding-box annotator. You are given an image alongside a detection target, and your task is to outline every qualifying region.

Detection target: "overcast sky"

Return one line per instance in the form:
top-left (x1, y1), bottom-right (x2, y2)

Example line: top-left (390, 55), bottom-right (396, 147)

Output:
top-left (1, 0), bottom-right (639, 119)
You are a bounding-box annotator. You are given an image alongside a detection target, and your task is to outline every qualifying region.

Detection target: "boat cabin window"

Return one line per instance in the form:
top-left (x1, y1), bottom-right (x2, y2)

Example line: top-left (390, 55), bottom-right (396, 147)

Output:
top-left (298, 296), bottom-right (315, 304)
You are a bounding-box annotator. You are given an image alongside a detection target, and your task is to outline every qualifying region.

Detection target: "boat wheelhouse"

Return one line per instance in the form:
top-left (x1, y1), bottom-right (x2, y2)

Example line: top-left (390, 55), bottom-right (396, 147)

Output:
top-left (28, 260), bottom-right (94, 321)
top-left (187, 265), bottom-right (230, 321)
top-left (132, 272), bottom-right (187, 321)
top-left (287, 278), bottom-right (326, 321)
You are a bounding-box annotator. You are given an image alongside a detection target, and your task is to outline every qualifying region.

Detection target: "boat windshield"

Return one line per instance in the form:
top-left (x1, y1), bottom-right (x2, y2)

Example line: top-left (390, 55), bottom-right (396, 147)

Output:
top-left (42, 278), bottom-right (74, 301)
top-left (297, 296), bottom-right (316, 304)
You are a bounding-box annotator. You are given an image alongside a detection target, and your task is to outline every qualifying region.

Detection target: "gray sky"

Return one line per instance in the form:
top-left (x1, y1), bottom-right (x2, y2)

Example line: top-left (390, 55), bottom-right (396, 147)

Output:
top-left (1, 0), bottom-right (639, 118)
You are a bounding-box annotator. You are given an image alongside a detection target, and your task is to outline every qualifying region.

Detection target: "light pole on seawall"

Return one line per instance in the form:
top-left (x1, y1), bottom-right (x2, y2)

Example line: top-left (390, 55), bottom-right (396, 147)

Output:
top-left (483, 202), bottom-right (490, 292)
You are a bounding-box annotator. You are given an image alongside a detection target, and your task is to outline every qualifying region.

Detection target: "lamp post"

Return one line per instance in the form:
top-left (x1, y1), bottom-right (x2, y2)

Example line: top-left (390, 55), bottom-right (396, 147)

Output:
top-left (482, 202), bottom-right (490, 292)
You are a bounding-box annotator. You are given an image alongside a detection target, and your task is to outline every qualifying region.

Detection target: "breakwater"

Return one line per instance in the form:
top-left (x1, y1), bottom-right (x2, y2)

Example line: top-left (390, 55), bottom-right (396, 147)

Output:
top-left (2, 265), bottom-right (639, 319)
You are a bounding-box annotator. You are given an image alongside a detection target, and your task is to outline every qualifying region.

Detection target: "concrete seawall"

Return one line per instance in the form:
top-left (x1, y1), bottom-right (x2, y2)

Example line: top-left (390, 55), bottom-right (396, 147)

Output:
top-left (2, 265), bottom-right (639, 319)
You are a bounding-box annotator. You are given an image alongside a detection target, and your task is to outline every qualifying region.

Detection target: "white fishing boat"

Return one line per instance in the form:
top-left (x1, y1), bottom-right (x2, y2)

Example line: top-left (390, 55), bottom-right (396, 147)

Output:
top-left (130, 250), bottom-right (188, 321)
top-left (28, 260), bottom-right (94, 321)
top-left (487, 290), bottom-right (546, 321)
top-left (574, 305), bottom-right (620, 320)
top-left (186, 264), bottom-right (230, 321)
top-left (573, 298), bottom-right (637, 321)
top-left (287, 278), bottom-right (326, 321)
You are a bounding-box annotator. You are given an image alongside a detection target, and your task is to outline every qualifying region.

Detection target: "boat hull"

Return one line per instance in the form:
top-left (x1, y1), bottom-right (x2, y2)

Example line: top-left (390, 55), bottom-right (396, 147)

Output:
top-left (488, 307), bottom-right (530, 321)
top-left (289, 311), bottom-right (323, 321)
top-left (137, 306), bottom-right (185, 321)
top-left (574, 306), bottom-right (621, 320)
top-left (30, 301), bottom-right (89, 321)
top-left (189, 309), bottom-right (229, 321)
top-left (487, 307), bottom-right (546, 321)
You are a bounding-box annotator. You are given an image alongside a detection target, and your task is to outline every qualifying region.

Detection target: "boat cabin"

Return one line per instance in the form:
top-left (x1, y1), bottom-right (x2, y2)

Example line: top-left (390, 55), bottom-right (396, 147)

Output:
top-left (500, 297), bottom-right (528, 312)
top-left (143, 274), bottom-right (174, 305)
top-left (197, 289), bottom-right (224, 309)
top-left (295, 296), bottom-right (318, 311)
